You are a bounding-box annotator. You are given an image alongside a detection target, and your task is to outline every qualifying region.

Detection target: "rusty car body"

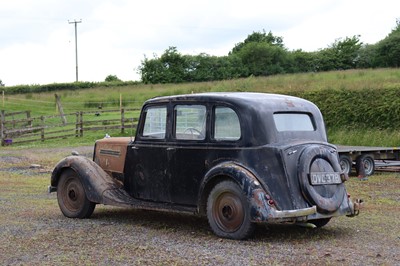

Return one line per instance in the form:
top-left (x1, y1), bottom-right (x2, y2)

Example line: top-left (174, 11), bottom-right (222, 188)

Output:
top-left (49, 92), bottom-right (361, 239)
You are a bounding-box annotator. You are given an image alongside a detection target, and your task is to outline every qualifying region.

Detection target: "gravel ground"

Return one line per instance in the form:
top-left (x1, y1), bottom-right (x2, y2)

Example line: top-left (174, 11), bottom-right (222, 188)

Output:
top-left (0, 146), bottom-right (399, 265)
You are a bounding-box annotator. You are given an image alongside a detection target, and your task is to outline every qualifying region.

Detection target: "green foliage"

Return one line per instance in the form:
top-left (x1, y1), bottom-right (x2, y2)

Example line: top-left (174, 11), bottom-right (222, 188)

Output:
top-left (230, 30), bottom-right (284, 54)
top-left (286, 86), bottom-right (400, 130)
top-left (105, 75), bottom-right (121, 82)
top-left (0, 79), bottom-right (4, 87)
top-left (138, 19), bottom-right (400, 84)
top-left (236, 42), bottom-right (287, 76)
top-left (3, 80), bottom-right (140, 95)
top-left (316, 36), bottom-right (362, 71)
top-left (374, 21), bottom-right (400, 67)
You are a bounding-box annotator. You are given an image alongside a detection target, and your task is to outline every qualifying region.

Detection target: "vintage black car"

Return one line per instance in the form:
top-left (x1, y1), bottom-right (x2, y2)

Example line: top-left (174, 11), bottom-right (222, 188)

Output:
top-left (49, 92), bottom-right (362, 239)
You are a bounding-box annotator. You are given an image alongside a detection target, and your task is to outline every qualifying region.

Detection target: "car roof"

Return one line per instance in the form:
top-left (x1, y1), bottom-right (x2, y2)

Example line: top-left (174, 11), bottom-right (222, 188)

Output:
top-left (145, 92), bottom-right (317, 112)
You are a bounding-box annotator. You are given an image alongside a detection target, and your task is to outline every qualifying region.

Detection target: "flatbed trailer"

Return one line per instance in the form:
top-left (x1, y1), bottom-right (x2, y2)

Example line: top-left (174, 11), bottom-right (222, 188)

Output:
top-left (336, 145), bottom-right (400, 176)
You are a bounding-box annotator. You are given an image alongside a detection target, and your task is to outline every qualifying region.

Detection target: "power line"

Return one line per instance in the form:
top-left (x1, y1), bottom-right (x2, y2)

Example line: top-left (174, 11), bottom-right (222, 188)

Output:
top-left (68, 19), bottom-right (82, 82)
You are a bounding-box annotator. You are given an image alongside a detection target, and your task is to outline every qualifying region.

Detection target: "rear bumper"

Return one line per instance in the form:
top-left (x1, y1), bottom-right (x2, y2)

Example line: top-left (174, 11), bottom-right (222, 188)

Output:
top-left (269, 205), bottom-right (317, 219)
top-left (250, 188), bottom-right (362, 223)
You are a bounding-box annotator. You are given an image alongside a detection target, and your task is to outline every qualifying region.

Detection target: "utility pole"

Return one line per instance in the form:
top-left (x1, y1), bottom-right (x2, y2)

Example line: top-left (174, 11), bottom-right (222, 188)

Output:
top-left (68, 19), bottom-right (82, 82)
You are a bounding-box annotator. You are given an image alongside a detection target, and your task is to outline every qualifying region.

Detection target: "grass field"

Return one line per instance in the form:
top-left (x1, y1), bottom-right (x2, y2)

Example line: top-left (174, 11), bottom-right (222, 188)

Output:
top-left (2, 68), bottom-right (400, 147)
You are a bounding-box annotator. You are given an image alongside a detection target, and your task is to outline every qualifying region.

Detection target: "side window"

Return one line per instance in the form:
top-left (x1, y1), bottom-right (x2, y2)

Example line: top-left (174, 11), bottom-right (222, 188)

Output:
top-left (214, 107), bottom-right (241, 141)
top-left (142, 106), bottom-right (167, 139)
top-left (175, 105), bottom-right (206, 140)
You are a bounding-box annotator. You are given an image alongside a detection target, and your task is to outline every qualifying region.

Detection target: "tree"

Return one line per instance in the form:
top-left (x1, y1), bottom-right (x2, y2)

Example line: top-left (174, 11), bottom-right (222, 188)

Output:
top-left (286, 50), bottom-right (318, 73)
top-left (356, 44), bottom-right (377, 68)
top-left (139, 54), bottom-right (168, 84)
top-left (374, 19), bottom-right (400, 67)
top-left (160, 46), bottom-right (187, 83)
top-left (231, 30), bottom-right (284, 54)
top-left (235, 42), bottom-right (287, 76)
top-left (315, 35), bottom-right (362, 71)
top-left (0, 79), bottom-right (4, 87)
top-left (105, 75), bottom-right (121, 82)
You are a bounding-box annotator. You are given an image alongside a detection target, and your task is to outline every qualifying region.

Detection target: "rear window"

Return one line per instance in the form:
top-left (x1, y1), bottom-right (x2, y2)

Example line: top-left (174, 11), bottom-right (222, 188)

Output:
top-left (273, 113), bottom-right (315, 132)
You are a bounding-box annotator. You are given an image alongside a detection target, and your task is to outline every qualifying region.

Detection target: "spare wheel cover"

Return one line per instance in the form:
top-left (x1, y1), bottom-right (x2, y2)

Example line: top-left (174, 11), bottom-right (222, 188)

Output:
top-left (298, 145), bottom-right (346, 213)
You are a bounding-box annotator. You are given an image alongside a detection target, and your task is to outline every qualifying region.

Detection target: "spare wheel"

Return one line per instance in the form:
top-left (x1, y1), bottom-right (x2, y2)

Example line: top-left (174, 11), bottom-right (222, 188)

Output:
top-left (298, 145), bottom-right (346, 214)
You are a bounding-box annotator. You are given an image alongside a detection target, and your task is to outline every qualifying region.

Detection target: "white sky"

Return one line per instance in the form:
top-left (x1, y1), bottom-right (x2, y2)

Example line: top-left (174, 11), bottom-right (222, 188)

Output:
top-left (0, 0), bottom-right (399, 86)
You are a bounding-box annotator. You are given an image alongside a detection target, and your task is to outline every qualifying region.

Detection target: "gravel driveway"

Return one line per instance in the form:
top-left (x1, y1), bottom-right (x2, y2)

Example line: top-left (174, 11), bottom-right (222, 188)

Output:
top-left (0, 146), bottom-right (399, 265)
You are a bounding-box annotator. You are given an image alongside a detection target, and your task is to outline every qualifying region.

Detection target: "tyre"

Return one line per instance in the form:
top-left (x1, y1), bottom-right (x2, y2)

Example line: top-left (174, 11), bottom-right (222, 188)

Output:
top-left (339, 155), bottom-right (352, 176)
top-left (356, 154), bottom-right (375, 176)
top-left (206, 180), bottom-right (255, 240)
top-left (310, 218), bottom-right (331, 228)
top-left (298, 145), bottom-right (346, 214)
top-left (57, 169), bottom-right (95, 218)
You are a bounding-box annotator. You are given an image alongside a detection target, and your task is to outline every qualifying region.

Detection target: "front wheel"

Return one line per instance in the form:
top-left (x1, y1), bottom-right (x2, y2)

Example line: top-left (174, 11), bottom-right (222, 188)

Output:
top-left (206, 180), bottom-right (255, 240)
top-left (57, 169), bottom-right (95, 218)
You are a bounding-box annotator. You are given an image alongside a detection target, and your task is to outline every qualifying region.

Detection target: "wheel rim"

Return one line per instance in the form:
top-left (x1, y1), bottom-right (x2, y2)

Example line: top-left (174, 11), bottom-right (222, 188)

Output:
top-left (363, 157), bottom-right (374, 175)
top-left (212, 191), bottom-right (244, 233)
top-left (340, 158), bottom-right (351, 175)
top-left (61, 176), bottom-right (85, 213)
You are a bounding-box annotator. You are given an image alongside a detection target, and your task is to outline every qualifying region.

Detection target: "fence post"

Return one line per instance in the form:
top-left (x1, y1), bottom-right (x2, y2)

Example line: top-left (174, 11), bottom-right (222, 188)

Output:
top-left (40, 116), bottom-right (45, 142)
top-left (27, 111), bottom-right (32, 127)
top-left (79, 112), bottom-right (83, 137)
top-left (0, 110), bottom-right (4, 146)
top-left (75, 112), bottom-right (79, 137)
top-left (121, 108), bottom-right (125, 134)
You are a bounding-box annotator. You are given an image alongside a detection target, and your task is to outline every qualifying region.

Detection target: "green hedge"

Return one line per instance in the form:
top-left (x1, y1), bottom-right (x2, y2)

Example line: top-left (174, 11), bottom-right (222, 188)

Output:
top-left (3, 81), bottom-right (141, 94)
top-left (285, 87), bottom-right (400, 130)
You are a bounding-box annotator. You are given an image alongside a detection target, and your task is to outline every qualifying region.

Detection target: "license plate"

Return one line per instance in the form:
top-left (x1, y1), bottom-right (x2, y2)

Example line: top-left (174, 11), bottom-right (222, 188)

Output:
top-left (310, 172), bottom-right (341, 185)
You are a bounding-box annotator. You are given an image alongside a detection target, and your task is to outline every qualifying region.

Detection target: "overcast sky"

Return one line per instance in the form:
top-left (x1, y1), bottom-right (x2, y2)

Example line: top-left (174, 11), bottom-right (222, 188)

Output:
top-left (0, 0), bottom-right (399, 86)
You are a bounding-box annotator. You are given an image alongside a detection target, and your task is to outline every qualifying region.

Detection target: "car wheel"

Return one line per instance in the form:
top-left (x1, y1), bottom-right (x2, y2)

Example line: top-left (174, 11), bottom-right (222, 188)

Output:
top-left (57, 169), bottom-right (95, 218)
top-left (310, 218), bottom-right (331, 228)
top-left (339, 155), bottom-right (352, 176)
top-left (207, 180), bottom-right (255, 240)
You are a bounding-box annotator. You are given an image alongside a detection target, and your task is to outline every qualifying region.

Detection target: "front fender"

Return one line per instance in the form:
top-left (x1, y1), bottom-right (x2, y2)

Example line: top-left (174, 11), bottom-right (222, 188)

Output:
top-left (50, 155), bottom-right (120, 203)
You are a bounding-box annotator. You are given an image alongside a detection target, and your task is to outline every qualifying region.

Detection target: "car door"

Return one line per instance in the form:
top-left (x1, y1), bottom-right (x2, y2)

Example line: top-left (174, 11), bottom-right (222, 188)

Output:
top-left (124, 104), bottom-right (173, 202)
top-left (168, 104), bottom-right (209, 205)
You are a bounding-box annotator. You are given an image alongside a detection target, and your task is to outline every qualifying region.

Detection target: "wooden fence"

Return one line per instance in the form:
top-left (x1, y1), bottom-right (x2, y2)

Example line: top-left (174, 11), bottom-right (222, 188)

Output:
top-left (0, 108), bottom-right (140, 146)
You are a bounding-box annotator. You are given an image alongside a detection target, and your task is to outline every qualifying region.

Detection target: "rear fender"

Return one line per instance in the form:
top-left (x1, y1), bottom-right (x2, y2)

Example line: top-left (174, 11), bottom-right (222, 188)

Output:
top-left (50, 155), bottom-right (120, 203)
top-left (198, 162), bottom-right (273, 221)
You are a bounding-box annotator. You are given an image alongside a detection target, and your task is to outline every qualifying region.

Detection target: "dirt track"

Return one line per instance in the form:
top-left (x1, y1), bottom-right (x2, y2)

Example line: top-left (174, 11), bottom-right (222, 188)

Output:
top-left (0, 146), bottom-right (399, 265)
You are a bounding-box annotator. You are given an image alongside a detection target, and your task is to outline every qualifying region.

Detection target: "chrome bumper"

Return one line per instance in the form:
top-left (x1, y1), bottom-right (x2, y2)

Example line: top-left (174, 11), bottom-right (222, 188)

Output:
top-left (269, 205), bottom-right (317, 219)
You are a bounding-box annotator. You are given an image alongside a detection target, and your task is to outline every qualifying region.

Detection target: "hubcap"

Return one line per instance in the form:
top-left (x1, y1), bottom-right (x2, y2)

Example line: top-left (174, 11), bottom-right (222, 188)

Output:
top-left (213, 192), bottom-right (244, 232)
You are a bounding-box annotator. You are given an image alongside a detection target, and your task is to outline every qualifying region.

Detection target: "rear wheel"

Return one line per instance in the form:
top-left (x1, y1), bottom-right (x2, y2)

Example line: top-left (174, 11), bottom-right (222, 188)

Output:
top-left (207, 180), bottom-right (255, 240)
top-left (57, 169), bottom-right (95, 218)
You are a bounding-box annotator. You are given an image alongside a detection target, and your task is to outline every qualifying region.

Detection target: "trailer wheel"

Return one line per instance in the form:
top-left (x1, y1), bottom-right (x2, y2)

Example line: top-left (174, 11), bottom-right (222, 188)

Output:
top-left (356, 154), bottom-right (375, 176)
top-left (57, 169), bottom-right (95, 218)
top-left (339, 155), bottom-right (352, 176)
